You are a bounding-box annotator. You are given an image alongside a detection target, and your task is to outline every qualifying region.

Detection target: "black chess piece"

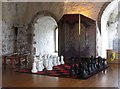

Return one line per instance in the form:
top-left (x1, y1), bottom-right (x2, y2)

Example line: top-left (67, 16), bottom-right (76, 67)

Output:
top-left (70, 64), bottom-right (76, 77)
top-left (102, 58), bottom-right (107, 68)
top-left (78, 62), bottom-right (83, 78)
top-left (90, 56), bottom-right (95, 72)
top-left (84, 62), bottom-right (89, 75)
top-left (74, 64), bottom-right (79, 75)
top-left (87, 59), bottom-right (92, 74)
top-left (97, 56), bottom-right (103, 69)
top-left (78, 62), bottom-right (87, 79)
top-left (93, 57), bottom-right (97, 70)
top-left (82, 63), bottom-right (88, 78)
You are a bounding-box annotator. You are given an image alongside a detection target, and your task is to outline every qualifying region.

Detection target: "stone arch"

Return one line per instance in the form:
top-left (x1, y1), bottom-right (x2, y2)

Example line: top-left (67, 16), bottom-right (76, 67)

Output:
top-left (97, 2), bottom-right (110, 34)
top-left (96, 0), bottom-right (119, 58)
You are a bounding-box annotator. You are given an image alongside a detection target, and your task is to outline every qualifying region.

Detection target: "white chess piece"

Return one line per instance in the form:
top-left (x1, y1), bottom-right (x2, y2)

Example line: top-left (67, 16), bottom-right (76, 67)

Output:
top-left (53, 56), bottom-right (57, 66)
top-left (43, 55), bottom-right (49, 68)
top-left (57, 56), bottom-right (61, 65)
top-left (31, 62), bottom-right (38, 73)
top-left (60, 55), bottom-right (65, 64)
top-left (37, 60), bottom-right (44, 71)
top-left (47, 58), bottom-right (53, 70)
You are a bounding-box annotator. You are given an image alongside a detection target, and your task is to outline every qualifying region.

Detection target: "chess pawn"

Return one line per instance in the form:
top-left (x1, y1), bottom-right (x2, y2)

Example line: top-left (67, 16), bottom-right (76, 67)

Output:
top-left (60, 55), bottom-right (65, 64)
top-left (37, 61), bottom-right (44, 71)
top-left (31, 62), bottom-right (38, 73)
top-left (47, 58), bottom-right (53, 70)
top-left (57, 56), bottom-right (61, 65)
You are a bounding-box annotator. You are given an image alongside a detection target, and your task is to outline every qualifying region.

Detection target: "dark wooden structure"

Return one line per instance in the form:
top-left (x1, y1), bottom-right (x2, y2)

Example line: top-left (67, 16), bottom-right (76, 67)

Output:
top-left (58, 14), bottom-right (96, 62)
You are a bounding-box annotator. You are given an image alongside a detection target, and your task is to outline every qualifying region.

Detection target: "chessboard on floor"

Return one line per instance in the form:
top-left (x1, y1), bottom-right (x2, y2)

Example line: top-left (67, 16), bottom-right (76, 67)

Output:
top-left (19, 64), bottom-right (72, 78)
top-left (18, 63), bottom-right (109, 79)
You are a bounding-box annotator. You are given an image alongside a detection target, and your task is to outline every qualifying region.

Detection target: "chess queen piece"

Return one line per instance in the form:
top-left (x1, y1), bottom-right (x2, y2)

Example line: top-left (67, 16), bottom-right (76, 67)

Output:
top-left (60, 55), bottom-right (65, 64)
top-left (31, 62), bottom-right (38, 73)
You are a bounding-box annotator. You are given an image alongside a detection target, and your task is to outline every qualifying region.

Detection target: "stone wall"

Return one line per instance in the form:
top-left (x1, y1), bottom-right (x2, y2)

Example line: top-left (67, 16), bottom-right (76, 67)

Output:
top-left (2, 2), bottom-right (16, 55)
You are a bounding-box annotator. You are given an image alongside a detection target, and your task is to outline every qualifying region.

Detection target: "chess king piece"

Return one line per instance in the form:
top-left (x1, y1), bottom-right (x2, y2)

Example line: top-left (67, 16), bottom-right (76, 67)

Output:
top-left (31, 62), bottom-right (38, 73)
top-left (60, 55), bottom-right (65, 64)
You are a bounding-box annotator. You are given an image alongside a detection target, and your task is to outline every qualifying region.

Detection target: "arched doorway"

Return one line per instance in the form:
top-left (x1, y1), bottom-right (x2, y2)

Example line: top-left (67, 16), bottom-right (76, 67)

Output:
top-left (100, 0), bottom-right (119, 59)
top-left (33, 16), bottom-right (58, 55)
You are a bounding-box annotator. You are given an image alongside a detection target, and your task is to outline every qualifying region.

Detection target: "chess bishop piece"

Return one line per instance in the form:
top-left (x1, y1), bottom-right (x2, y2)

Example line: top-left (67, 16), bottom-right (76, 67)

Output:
top-left (60, 55), bottom-right (65, 64)
top-left (31, 62), bottom-right (38, 73)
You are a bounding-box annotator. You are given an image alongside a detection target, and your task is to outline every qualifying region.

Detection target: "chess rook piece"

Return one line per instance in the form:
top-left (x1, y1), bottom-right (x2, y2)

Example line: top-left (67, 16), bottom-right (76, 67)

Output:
top-left (60, 55), bottom-right (65, 64)
top-left (31, 62), bottom-right (38, 73)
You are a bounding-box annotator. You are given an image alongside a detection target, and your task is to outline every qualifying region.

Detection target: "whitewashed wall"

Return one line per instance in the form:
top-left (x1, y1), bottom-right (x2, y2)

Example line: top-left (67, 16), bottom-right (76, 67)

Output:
top-left (33, 16), bottom-right (57, 55)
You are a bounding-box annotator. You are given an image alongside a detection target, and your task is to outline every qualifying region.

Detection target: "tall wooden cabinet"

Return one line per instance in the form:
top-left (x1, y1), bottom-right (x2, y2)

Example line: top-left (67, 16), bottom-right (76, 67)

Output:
top-left (58, 14), bottom-right (96, 62)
